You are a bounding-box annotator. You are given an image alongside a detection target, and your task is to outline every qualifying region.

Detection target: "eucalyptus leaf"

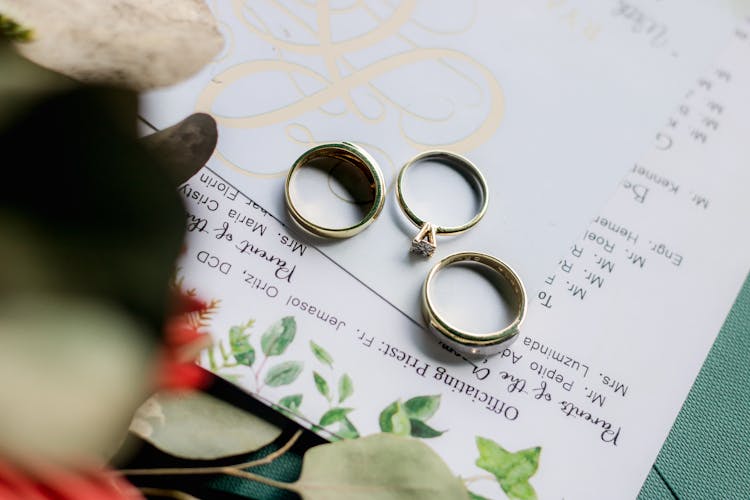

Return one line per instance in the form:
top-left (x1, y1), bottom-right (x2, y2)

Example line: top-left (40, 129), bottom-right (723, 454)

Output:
top-left (228, 325), bottom-right (255, 367)
top-left (378, 401), bottom-right (411, 436)
top-left (338, 373), bottom-right (354, 403)
top-left (265, 360), bottom-right (303, 387)
top-left (129, 391), bottom-right (281, 460)
top-left (319, 407), bottom-right (353, 427)
top-left (475, 437), bottom-right (541, 500)
top-left (409, 419), bottom-right (444, 439)
top-left (279, 394), bottom-right (303, 412)
top-left (310, 340), bottom-right (334, 368)
top-left (293, 433), bottom-right (469, 500)
top-left (468, 492), bottom-right (491, 500)
top-left (404, 395), bottom-right (440, 421)
top-left (313, 371), bottom-right (331, 401)
top-left (261, 317), bottom-right (297, 356)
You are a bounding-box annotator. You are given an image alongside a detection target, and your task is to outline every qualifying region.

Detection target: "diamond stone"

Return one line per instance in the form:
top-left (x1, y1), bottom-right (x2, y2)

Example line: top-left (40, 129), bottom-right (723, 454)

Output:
top-left (410, 222), bottom-right (437, 257)
top-left (411, 238), bottom-right (437, 257)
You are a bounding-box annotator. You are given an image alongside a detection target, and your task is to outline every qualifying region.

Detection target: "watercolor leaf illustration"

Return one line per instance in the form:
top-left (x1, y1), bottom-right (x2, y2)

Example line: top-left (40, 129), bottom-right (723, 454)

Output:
top-left (475, 437), bottom-right (541, 500)
top-left (313, 371), bottom-right (332, 402)
top-left (279, 394), bottom-right (303, 412)
top-left (379, 395), bottom-right (445, 439)
top-left (338, 374), bottom-right (354, 403)
top-left (265, 360), bottom-right (304, 387)
top-left (310, 340), bottom-right (334, 368)
top-left (319, 407), bottom-right (353, 427)
top-left (229, 324), bottom-right (255, 367)
top-left (261, 316), bottom-right (296, 356)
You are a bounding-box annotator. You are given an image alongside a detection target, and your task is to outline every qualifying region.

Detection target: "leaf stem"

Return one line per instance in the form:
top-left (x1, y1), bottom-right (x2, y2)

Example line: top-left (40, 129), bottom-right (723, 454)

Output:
top-left (119, 430), bottom-right (302, 478)
top-left (138, 487), bottom-right (201, 499)
top-left (462, 474), bottom-right (496, 484)
top-left (231, 430), bottom-right (302, 469)
top-left (222, 468), bottom-right (299, 492)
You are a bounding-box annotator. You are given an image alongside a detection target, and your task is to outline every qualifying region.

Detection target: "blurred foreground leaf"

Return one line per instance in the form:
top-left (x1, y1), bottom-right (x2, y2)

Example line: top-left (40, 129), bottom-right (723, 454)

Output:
top-left (3, 0), bottom-right (222, 90)
top-left (293, 433), bottom-right (469, 500)
top-left (141, 113), bottom-right (217, 185)
top-left (0, 294), bottom-right (154, 466)
top-left (130, 391), bottom-right (282, 460)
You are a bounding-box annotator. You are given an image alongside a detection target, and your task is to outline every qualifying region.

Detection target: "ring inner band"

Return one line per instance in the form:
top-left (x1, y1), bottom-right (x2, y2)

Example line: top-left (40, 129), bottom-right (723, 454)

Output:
top-left (422, 252), bottom-right (526, 352)
top-left (285, 143), bottom-right (385, 238)
top-left (396, 151), bottom-right (489, 235)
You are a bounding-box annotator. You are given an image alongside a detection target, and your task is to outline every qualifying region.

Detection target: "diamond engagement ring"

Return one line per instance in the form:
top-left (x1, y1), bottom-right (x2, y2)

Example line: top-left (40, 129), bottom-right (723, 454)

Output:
top-left (284, 142), bottom-right (386, 239)
top-left (395, 150), bottom-right (489, 257)
top-left (422, 252), bottom-right (526, 356)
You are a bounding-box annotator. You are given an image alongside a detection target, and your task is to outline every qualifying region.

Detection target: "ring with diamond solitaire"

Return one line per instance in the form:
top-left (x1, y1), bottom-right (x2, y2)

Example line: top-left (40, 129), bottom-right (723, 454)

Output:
top-left (422, 251), bottom-right (526, 356)
top-left (395, 150), bottom-right (489, 257)
top-left (284, 142), bottom-right (386, 238)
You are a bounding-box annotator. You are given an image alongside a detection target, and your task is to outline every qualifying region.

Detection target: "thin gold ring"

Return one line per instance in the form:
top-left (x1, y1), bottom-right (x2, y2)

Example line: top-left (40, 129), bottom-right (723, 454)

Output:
top-left (422, 251), bottom-right (526, 356)
top-left (396, 150), bottom-right (489, 257)
top-left (284, 142), bottom-right (386, 238)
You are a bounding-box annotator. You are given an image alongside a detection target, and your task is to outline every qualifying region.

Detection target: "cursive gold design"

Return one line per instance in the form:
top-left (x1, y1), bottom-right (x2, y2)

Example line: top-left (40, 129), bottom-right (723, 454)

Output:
top-left (198, 0), bottom-right (505, 178)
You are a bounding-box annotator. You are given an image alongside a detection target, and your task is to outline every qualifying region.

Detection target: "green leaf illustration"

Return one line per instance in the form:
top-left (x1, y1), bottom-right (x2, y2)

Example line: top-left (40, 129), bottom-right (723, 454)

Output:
top-left (228, 325), bottom-right (255, 367)
top-left (337, 417), bottom-right (360, 440)
top-left (404, 395), bottom-right (441, 421)
top-left (338, 373), bottom-right (354, 403)
top-left (468, 491), bottom-right (491, 500)
top-left (319, 407), bottom-right (353, 427)
top-left (264, 361), bottom-right (303, 387)
top-left (378, 401), bottom-right (411, 436)
top-left (475, 437), bottom-right (541, 500)
top-left (129, 392), bottom-right (281, 460)
top-left (261, 316), bottom-right (296, 356)
top-left (293, 433), bottom-right (469, 500)
top-left (313, 371), bottom-right (331, 401)
top-left (409, 418), bottom-right (444, 439)
top-left (279, 394), bottom-right (303, 412)
top-left (310, 340), bottom-right (334, 368)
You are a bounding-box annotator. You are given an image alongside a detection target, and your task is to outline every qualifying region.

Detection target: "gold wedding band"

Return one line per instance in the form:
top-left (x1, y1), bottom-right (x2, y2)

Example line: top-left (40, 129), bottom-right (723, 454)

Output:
top-left (284, 142), bottom-right (386, 238)
top-left (422, 251), bottom-right (526, 356)
top-left (396, 150), bottom-right (489, 257)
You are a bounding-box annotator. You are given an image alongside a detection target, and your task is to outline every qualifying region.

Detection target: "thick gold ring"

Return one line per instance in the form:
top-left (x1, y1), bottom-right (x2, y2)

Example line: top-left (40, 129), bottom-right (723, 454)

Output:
top-left (422, 251), bottom-right (526, 356)
top-left (396, 150), bottom-right (489, 257)
top-left (284, 142), bottom-right (386, 238)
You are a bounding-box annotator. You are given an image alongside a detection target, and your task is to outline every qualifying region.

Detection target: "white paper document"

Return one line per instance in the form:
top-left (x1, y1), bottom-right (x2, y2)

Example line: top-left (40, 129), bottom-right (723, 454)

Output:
top-left (144, 3), bottom-right (750, 498)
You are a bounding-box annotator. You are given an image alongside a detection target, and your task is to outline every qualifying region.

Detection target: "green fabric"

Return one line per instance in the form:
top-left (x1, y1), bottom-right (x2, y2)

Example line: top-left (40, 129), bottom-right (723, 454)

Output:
top-left (206, 440), bottom-right (302, 499)
top-left (640, 273), bottom-right (750, 499)
top-left (639, 468), bottom-right (675, 500)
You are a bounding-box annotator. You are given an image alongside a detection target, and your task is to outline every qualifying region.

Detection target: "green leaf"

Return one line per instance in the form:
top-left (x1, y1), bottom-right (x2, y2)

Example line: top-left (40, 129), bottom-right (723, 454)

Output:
top-left (293, 433), bottom-right (469, 500)
top-left (229, 325), bottom-right (255, 367)
top-left (409, 419), bottom-right (445, 439)
top-left (475, 437), bottom-right (541, 500)
top-left (378, 401), bottom-right (411, 436)
top-left (310, 340), bottom-right (334, 368)
top-left (338, 373), bottom-right (354, 403)
top-left (265, 361), bottom-right (303, 387)
top-left (337, 417), bottom-right (360, 440)
top-left (404, 395), bottom-right (440, 421)
top-left (129, 392), bottom-right (281, 460)
top-left (0, 14), bottom-right (33, 42)
top-left (313, 371), bottom-right (331, 401)
top-left (261, 317), bottom-right (297, 356)
top-left (468, 492), bottom-right (491, 500)
top-left (319, 407), bottom-right (353, 427)
top-left (279, 394), bottom-right (303, 412)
